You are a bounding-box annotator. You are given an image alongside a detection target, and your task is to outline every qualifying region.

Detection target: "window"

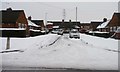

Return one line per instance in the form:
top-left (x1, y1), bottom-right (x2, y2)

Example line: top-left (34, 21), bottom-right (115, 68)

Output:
top-left (113, 26), bottom-right (116, 32)
top-left (22, 24), bottom-right (25, 28)
top-left (30, 26), bottom-right (32, 29)
top-left (18, 23), bottom-right (21, 28)
top-left (110, 27), bottom-right (113, 32)
top-left (81, 26), bottom-right (83, 28)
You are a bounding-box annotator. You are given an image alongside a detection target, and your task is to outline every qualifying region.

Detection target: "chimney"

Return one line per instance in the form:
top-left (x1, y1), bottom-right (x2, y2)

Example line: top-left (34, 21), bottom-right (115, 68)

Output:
top-left (28, 16), bottom-right (32, 20)
top-left (6, 8), bottom-right (12, 11)
top-left (69, 19), bottom-right (71, 23)
top-left (103, 18), bottom-right (107, 22)
top-left (62, 19), bottom-right (64, 23)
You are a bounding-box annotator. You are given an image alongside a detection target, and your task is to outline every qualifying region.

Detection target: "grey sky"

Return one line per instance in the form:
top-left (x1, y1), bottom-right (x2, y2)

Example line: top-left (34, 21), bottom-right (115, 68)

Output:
top-left (1, 2), bottom-right (118, 22)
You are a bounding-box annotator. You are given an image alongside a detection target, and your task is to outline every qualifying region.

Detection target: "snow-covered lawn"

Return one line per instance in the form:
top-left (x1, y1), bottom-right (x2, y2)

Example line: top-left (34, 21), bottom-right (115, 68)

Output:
top-left (80, 33), bottom-right (119, 51)
top-left (1, 33), bottom-right (118, 70)
top-left (1, 34), bottom-right (60, 51)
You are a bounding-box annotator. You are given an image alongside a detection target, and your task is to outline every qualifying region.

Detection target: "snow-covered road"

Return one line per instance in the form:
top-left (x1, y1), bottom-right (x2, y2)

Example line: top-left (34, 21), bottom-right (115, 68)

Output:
top-left (1, 34), bottom-right (118, 70)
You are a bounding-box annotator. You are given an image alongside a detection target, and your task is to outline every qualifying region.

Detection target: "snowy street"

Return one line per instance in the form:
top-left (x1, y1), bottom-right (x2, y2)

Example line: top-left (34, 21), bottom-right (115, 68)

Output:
top-left (1, 33), bottom-right (118, 70)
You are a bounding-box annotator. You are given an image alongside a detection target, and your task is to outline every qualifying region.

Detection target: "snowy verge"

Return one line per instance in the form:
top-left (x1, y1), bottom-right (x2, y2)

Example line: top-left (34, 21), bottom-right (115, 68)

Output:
top-left (80, 33), bottom-right (119, 51)
top-left (0, 34), bottom-right (61, 52)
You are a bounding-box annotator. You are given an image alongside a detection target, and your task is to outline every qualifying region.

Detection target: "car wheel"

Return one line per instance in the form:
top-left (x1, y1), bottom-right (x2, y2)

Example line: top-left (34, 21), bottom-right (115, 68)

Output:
top-left (69, 36), bottom-right (72, 38)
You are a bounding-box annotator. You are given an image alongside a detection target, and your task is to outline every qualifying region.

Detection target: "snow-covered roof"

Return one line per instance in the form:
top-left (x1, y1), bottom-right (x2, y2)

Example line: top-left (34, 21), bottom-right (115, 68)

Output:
top-left (97, 20), bottom-right (110, 29)
top-left (29, 29), bottom-right (41, 32)
top-left (47, 23), bottom-right (53, 25)
top-left (0, 28), bottom-right (26, 30)
top-left (48, 20), bottom-right (80, 22)
top-left (89, 31), bottom-right (109, 34)
top-left (28, 20), bottom-right (40, 27)
top-left (75, 25), bottom-right (80, 28)
top-left (53, 26), bottom-right (59, 28)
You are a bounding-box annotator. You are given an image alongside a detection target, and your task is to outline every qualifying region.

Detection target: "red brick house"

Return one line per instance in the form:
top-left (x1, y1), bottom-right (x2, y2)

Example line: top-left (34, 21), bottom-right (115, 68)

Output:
top-left (48, 19), bottom-right (80, 31)
top-left (108, 13), bottom-right (120, 39)
top-left (97, 20), bottom-right (110, 32)
top-left (0, 8), bottom-right (29, 37)
top-left (27, 19), bottom-right (41, 36)
top-left (108, 13), bottom-right (120, 32)
top-left (96, 13), bottom-right (120, 38)
top-left (46, 22), bottom-right (53, 31)
top-left (79, 23), bottom-right (90, 33)
top-left (28, 16), bottom-right (45, 31)
top-left (97, 13), bottom-right (120, 33)
top-left (90, 21), bottom-right (103, 31)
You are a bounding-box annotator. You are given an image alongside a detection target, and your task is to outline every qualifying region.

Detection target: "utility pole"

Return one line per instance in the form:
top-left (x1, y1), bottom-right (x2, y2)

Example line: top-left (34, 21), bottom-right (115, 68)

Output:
top-left (45, 13), bottom-right (47, 26)
top-left (63, 9), bottom-right (66, 20)
top-left (6, 37), bottom-right (10, 50)
top-left (45, 13), bottom-right (48, 34)
top-left (76, 7), bottom-right (77, 26)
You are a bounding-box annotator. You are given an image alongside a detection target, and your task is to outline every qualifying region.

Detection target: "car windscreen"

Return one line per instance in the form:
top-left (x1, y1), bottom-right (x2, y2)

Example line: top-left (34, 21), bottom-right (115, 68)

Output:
top-left (71, 31), bottom-right (78, 33)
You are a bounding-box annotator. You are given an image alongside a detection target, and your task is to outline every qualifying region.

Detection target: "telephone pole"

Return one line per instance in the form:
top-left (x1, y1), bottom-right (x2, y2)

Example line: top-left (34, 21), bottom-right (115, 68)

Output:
top-left (76, 7), bottom-right (77, 26)
top-left (63, 9), bottom-right (66, 20)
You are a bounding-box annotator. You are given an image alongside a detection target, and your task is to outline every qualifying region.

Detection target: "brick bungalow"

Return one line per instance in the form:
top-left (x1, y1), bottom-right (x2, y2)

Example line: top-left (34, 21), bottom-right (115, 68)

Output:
top-left (48, 19), bottom-right (80, 31)
top-left (90, 21), bottom-right (103, 31)
top-left (46, 22), bottom-right (53, 32)
top-left (79, 23), bottom-right (91, 33)
top-left (27, 19), bottom-right (41, 36)
top-left (28, 16), bottom-right (45, 31)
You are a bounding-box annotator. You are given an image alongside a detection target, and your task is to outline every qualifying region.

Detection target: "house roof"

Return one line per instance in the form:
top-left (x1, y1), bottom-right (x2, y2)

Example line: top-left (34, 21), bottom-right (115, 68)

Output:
top-left (47, 23), bottom-right (53, 25)
top-left (97, 20), bottom-right (110, 29)
top-left (91, 21), bottom-right (103, 24)
top-left (48, 20), bottom-right (80, 26)
top-left (48, 20), bottom-right (80, 22)
top-left (31, 20), bottom-right (44, 26)
top-left (53, 26), bottom-right (59, 28)
top-left (1, 8), bottom-right (24, 24)
top-left (27, 20), bottom-right (40, 27)
top-left (108, 13), bottom-right (120, 26)
top-left (80, 23), bottom-right (91, 26)
top-left (115, 13), bottom-right (120, 20)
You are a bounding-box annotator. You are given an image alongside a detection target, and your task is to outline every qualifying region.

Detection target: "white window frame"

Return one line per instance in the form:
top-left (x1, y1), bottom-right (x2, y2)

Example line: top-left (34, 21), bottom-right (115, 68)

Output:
top-left (113, 26), bottom-right (116, 32)
top-left (18, 23), bottom-right (21, 28)
top-left (110, 27), bottom-right (113, 32)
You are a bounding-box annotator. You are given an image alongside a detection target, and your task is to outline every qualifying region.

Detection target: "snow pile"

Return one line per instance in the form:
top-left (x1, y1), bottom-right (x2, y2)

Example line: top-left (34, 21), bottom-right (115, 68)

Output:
top-left (80, 33), bottom-right (119, 51)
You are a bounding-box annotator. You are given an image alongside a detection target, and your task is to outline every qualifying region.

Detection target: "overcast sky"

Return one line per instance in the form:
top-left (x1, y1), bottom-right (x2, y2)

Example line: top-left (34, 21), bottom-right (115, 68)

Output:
top-left (1, 2), bottom-right (118, 22)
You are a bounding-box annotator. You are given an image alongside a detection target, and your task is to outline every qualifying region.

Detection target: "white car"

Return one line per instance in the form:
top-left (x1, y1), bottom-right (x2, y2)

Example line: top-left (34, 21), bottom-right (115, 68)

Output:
top-left (57, 29), bottom-right (64, 35)
top-left (69, 29), bottom-right (80, 39)
top-left (51, 29), bottom-right (59, 34)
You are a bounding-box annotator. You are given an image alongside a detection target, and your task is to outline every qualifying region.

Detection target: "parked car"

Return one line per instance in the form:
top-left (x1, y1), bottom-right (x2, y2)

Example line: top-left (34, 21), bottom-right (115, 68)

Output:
top-left (69, 29), bottom-right (80, 39)
top-left (80, 29), bottom-right (87, 33)
top-left (57, 29), bottom-right (64, 35)
top-left (64, 29), bottom-right (70, 33)
top-left (111, 27), bottom-right (120, 39)
top-left (51, 29), bottom-right (59, 34)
